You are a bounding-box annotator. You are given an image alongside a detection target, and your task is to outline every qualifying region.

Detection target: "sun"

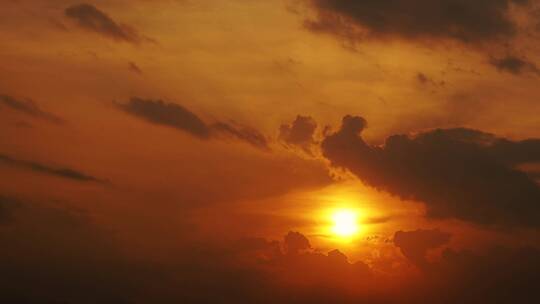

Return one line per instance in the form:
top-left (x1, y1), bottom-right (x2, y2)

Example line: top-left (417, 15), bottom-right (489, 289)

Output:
top-left (331, 209), bottom-right (360, 238)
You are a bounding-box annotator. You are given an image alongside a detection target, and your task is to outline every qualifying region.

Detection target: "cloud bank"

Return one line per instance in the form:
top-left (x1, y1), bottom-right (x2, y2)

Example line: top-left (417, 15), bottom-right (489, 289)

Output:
top-left (303, 0), bottom-right (528, 44)
top-left (322, 115), bottom-right (540, 228)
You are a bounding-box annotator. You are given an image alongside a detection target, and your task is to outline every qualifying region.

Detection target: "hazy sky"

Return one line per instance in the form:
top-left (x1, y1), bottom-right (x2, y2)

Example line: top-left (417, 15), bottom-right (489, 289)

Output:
top-left (1, 1), bottom-right (540, 303)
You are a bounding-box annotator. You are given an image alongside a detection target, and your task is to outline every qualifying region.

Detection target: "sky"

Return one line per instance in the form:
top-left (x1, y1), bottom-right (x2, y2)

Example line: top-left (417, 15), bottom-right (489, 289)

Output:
top-left (1, 0), bottom-right (540, 303)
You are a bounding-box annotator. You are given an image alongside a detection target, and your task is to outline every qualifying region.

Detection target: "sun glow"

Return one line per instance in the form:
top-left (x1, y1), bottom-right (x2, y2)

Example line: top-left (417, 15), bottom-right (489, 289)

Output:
top-left (331, 209), bottom-right (360, 238)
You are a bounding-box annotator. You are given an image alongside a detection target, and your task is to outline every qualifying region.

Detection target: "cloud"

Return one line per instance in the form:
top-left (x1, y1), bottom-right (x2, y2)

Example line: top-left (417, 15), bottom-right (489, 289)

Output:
top-left (284, 231), bottom-right (311, 255)
top-left (423, 246), bottom-right (540, 303)
top-left (321, 116), bottom-right (540, 227)
top-left (392, 228), bottom-right (540, 303)
top-left (117, 97), bottom-right (269, 149)
top-left (0, 94), bottom-right (64, 124)
top-left (65, 3), bottom-right (142, 44)
top-left (227, 232), bottom-right (373, 298)
top-left (1, 195), bottom-right (538, 304)
top-left (1, 214), bottom-right (373, 303)
top-left (279, 115), bottom-right (318, 153)
top-left (416, 73), bottom-right (445, 87)
top-left (128, 61), bottom-right (143, 74)
top-left (394, 229), bottom-right (451, 268)
top-left (490, 55), bottom-right (540, 75)
top-left (0, 153), bottom-right (106, 184)
top-left (301, 0), bottom-right (528, 44)
top-left (212, 121), bottom-right (269, 150)
top-left (118, 97), bottom-right (210, 138)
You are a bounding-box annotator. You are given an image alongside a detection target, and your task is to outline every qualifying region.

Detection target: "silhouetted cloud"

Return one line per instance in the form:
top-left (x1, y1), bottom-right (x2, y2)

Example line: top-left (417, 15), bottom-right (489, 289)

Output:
top-left (302, 0), bottom-right (527, 44)
top-left (490, 55), bottom-right (540, 75)
top-left (0, 153), bottom-right (106, 183)
top-left (65, 3), bottom-right (142, 43)
top-left (284, 231), bottom-right (311, 255)
top-left (394, 229), bottom-right (451, 268)
top-left (118, 97), bottom-right (210, 138)
top-left (212, 121), bottom-right (269, 150)
top-left (279, 115), bottom-right (317, 153)
top-left (322, 116), bottom-right (540, 227)
top-left (390, 228), bottom-right (540, 303)
top-left (0, 94), bottom-right (64, 124)
top-left (423, 246), bottom-right (540, 303)
top-left (117, 97), bottom-right (269, 149)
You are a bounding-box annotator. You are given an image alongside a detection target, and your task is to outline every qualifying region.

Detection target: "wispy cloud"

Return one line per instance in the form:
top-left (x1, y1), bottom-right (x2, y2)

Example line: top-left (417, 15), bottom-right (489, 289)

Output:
top-left (0, 154), bottom-right (106, 184)
top-left (65, 3), bottom-right (145, 44)
top-left (0, 95), bottom-right (64, 124)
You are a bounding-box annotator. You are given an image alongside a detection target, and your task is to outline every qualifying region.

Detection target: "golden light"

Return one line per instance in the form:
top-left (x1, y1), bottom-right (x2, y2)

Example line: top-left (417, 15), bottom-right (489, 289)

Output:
top-left (331, 209), bottom-right (360, 238)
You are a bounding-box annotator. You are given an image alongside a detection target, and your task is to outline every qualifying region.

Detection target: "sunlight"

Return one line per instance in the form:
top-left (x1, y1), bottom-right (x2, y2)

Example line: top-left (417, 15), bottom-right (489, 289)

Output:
top-left (331, 209), bottom-right (360, 238)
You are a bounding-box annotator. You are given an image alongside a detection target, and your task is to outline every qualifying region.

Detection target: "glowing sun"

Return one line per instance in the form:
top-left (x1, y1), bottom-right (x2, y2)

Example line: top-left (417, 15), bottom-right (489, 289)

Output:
top-left (331, 209), bottom-right (360, 237)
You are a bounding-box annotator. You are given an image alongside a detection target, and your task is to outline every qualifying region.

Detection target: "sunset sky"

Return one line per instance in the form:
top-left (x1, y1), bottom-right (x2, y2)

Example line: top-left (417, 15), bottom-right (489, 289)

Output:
top-left (1, 1), bottom-right (540, 303)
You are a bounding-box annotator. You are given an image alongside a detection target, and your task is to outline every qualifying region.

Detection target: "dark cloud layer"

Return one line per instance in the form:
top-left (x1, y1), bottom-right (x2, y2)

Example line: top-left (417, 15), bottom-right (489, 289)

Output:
top-left (2, 206), bottom-right (537, 304)
top-left (0, 153), bottom-right (105, 183)
top-left (322, 116), bottom-right (540, 228)
top-left (0, 202), bottom-right (376, 304)
top-left (118, 97), bottom-right (268, 149)
top-left (393, 229), bottom-right (540, 303)
top-left (427, 246), bottom-right (540, 303)
top-left (303, 0), bottom-right (528, 44)
top-left (0, 94), bottom-right (64, 124)
top-left (490, 55), bottom-right (540, 75)
top-left (1, 191), bottom-right (538, 304)
top-left (65, 3), bottom-right (142, 43)
top-left (0, 196), bottom-right (146, 303)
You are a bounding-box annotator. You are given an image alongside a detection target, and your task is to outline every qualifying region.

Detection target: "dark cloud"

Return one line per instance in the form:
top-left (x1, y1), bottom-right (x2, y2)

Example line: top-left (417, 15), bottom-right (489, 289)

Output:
top-left (394, 229), bottom-right (451, 268)
top-left (279, 115), bottom-right (318, 153)
top-left (392, 229), bottom-right (540, 303)
top-left (65, 3), bottom-right (142, 44)
top-left (420, 246), bottom-right (540, 303)
top-left (490, 55), bottom-right (540, 75)
top-left (212, 121), bottom-right (269, 150)
top-left (0, 153), bottom-right (106, 183)
top-left (322, 116), bottom-right (540, 228)
top-left (284, 231), bottom-right (311, 255)
top-left (0, 94), bottom-right (64, 124)
top-left (302, 0), bottom-right (528, 44)
top-left (118, 97), bottom-right (211, 138)
top-left (118, 97), bottom-right (269, 149)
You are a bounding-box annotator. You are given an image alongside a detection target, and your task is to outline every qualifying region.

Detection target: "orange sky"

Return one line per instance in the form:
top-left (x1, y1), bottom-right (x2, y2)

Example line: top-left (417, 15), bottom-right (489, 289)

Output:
top-left (1, 1), bottom-right (540, 303)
